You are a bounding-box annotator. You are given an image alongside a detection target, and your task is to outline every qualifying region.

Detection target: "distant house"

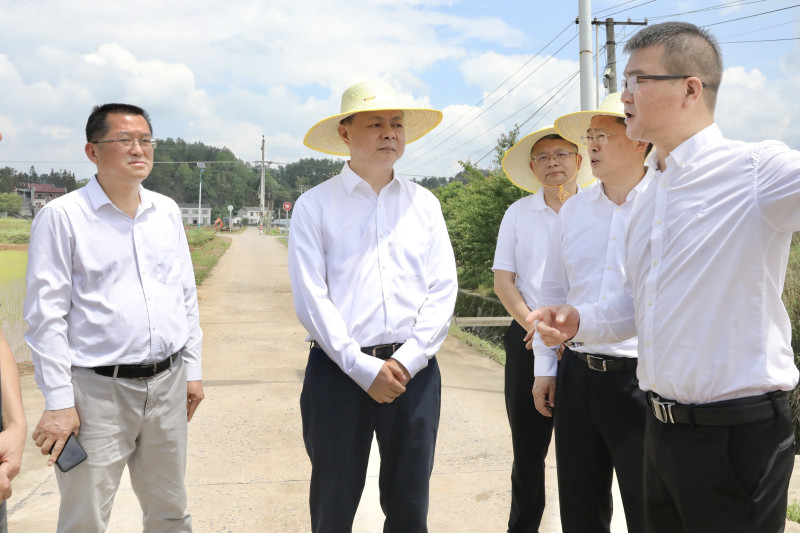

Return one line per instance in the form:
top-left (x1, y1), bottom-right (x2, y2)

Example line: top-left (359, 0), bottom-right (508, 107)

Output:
top-left (237, 206), bottom-right (262, 225)
top-left (14, 183), bottom-right (67, 217)
top-left (178, 203), bottom-right (212, 227)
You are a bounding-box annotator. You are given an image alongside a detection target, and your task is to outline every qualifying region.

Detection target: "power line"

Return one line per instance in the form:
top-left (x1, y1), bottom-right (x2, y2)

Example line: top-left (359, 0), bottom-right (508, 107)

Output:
top-left (602, 0), bottom-right (657, 19)
top-left (408, 21), bottom-right (576, 157)
top-left (398, 33), bottom-right (579, 172)
top-left (704, 4), bottom-right (800, 27)
top-left (718, 37), bottom-right (800, 43)
top-left (648, 0), bottom-right (773, 20)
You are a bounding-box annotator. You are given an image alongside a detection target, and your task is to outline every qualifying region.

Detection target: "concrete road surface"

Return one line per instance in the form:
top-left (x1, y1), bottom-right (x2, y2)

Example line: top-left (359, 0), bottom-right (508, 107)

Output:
top-left (8, 227), bottom-right (800, 532)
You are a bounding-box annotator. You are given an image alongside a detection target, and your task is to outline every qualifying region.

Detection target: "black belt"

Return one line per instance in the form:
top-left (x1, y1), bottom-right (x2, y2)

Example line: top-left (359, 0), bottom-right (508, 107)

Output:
top-left (311, 341), bottom-right (404, 360)
top-left (92, 352), bottom-right (180, 379)
top-left (572, 350), bottom-right (638, 372)
top-left (647, 390), bottom-right (786, 426)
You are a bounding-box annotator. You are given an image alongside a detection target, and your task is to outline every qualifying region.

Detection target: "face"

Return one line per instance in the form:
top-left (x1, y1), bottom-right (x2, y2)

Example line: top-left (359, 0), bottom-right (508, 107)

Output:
top-left (585, 115), bottom-right (644, 182)
top-left (85, 113), bottom-right (153, 184)
top-left (621, 45), bottom-right (686, 145)
top-left (338, 110), bottom-right (405, 169)
top-left (529, 138), bottom-right (581, 187)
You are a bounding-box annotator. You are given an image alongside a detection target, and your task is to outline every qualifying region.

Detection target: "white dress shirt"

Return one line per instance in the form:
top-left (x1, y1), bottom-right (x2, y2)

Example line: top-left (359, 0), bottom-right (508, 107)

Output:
top-left (24, 176), bottom-right (202, 410)
top-left (492, 192), bottom-right (559, 310)
top-left (575, 124), bottom-right (800, 403)
top-left (288, 162), bottom-right (458, 392)
top-left (534, 178), bottom-right (649, 377)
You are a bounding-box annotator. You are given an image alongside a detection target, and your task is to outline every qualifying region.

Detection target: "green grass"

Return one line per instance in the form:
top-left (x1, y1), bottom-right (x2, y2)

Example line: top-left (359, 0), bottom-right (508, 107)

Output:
top-left (448, 323), bottom-right (506, 366)
top-left (788, 498), bottom-right (800, 523)
top-left (0, 251), bottom-right (26, 283)
top-left (189, 234), bottom-right (232, 286)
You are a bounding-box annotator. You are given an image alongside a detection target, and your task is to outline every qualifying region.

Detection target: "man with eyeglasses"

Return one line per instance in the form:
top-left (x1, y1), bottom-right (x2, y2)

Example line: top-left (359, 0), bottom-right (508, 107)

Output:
top-left (525, 93), bottom-right (649, 533)
top-left (25, 103), bottom-right (203, 532)
top-left (493, 126), bottom-right (592, 533)
top-left (530, 21), bottom-right (800, 532)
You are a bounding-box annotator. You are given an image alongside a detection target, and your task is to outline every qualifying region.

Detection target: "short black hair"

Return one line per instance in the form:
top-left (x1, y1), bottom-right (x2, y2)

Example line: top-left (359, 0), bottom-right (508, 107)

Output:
top-left (86, 103), bottom-right (153, 142)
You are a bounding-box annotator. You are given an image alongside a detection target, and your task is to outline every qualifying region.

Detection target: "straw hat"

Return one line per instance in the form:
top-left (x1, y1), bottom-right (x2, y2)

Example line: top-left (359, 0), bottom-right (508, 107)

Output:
top-left (501, 125), bottom-right (594, 193)
top-left (555, 92), bottom-right (625, 146)
top-left (303, 80), bottom-right (443, 156)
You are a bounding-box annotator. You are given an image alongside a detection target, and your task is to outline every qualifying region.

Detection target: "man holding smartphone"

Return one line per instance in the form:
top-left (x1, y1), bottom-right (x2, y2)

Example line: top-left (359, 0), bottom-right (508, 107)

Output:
top-left (24, 104), bottom-right (203, 532)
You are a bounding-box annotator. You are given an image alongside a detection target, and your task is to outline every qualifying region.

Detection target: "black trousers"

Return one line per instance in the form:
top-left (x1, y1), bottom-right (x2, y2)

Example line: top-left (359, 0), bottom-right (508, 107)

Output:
top-left (554, 347), bottom-right (647, 533)
top-left (504, 320), bottom-right (554, 533)
top-left (644, 391), bottom-right (795, 533)
top-left (300, 346), bottom-right (441, 533)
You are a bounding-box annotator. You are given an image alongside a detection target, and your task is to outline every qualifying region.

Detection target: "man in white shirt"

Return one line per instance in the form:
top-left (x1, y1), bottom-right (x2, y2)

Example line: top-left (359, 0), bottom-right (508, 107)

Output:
top-left (529, 93), bottom-right (649, 532)
top-left (493, 126), bottom-right (592, 533)
top-left (531, 22), bottom-right (800, 532)
top-left (24, 103), bottom-right (204, 533)
top-left (289, 80), bottom-right (458, 532)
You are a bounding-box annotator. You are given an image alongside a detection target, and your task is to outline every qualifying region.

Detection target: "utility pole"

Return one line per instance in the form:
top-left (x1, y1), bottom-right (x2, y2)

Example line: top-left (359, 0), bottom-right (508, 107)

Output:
top-left (260, 135), bottom-right (265, 235)
top-left (592, 18), bottom-right (648, 93)
top-left (577, 0), bottom-right (593, 111)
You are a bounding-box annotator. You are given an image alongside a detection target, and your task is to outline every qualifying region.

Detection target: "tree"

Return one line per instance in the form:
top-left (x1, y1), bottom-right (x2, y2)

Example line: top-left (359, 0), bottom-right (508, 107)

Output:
top-left (0, 192), bottom-right (23, 213)
top-left (434, 127), bottom-right (526, 292)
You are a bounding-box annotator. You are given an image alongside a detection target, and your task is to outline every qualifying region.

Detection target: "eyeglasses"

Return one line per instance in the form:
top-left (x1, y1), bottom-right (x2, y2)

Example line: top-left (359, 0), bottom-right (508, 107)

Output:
top-left (621, 75), bottom-right (708, 94)
top-left (580, 132), bottom-right (624, 145)
top-left (531, 151), bottom-right (577, 165)
top-left (91, 138), bottom-right (157, 151)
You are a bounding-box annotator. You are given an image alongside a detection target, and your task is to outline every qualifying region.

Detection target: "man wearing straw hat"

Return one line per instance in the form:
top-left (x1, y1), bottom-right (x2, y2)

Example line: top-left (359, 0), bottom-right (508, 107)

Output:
top-left (289, 80), bottom-right (458, 532)
top-left (528, 93), bottom-right (650, 532)
top-left (531, 21), bottom-right (800, 532)
top-left (493, 126), bottom-right (592, 533)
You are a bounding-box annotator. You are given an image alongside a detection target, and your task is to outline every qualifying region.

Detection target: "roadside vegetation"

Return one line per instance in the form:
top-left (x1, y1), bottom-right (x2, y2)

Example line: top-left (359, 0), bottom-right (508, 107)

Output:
top-left (186, 228), bottom-right (232, 285)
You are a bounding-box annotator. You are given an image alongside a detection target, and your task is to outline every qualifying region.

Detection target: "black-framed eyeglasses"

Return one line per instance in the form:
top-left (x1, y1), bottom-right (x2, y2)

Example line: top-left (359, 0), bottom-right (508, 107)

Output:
top-left (91, 138), bottom-right (157, 150)
top-left (531, 151), bottom-right (578, 165)
top-left (580, 132), bottom-right (624, 145)
top-left (621, 75), bottom-right (708, 94)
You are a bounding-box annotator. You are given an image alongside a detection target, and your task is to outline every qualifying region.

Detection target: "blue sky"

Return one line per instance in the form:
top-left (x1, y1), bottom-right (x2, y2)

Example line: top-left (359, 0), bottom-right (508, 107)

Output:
top-left (1, 0), bottom-right (799, 182)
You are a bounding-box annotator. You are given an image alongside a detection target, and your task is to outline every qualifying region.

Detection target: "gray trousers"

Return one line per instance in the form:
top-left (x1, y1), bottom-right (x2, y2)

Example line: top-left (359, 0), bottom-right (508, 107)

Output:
top-left (55, 358), bottom-right (191, 533)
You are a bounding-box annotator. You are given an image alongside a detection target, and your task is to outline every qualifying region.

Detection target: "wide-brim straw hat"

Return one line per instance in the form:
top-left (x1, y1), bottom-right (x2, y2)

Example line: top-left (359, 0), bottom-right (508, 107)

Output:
top-left (303, 80), bottom-right (443, 156)
top-left (555, 92), bottom-right (625, 146)
top-left (501, 125), bottom-right (594, 193)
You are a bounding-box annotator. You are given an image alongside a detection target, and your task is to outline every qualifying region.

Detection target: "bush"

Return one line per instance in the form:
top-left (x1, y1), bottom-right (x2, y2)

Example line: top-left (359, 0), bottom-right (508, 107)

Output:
top-left (0, 232), bottom-right (29, 244)
top-left (186, 229), bottom-right (215, 248)
top-left (785, 234), bottom-right (800, 451)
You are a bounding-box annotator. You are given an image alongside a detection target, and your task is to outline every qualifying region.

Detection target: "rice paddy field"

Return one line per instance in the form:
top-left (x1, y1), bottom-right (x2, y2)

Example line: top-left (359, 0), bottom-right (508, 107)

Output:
top-left (0, 247), bottom-right (29, 363)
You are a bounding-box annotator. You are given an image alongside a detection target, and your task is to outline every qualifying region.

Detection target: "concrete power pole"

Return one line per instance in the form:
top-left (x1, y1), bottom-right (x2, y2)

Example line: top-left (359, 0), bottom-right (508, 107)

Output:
top-left (260, 135), bottom-right (265, 234)
top-left (596, 18), bottom-right (648, 92)
top-left (578, 0), bottom-right (594, 111)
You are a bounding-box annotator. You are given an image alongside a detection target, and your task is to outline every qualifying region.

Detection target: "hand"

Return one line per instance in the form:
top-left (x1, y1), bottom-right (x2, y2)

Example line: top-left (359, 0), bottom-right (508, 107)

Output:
top-left (187, 381), bottom-right (204, 422)
top-left (32, 407), bottom-right (80, 466)
top-left (367, 360), bottom-right (408, 403)
top-left (557, 344), bottom-right (566, 361)
top-left (532, 376), bottom-right (556, 417)
top-left (526, 305), bottom-right (580, 346)
top-left (0, 421), bottom-right (26, 500)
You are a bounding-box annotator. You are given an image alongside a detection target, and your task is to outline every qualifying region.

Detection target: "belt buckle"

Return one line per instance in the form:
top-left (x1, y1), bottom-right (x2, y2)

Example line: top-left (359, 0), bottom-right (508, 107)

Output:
top-left (651, 396), bottom-right (676, 423)
top-left (586, 354), bottom-right (608, 372)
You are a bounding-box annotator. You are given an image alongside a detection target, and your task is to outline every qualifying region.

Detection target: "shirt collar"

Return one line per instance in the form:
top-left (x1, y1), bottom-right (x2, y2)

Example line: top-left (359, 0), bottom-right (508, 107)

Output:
top-left (86, 174), bottom-right (152, 215)
top-left (339, 161), bottom-right (399, 194)
top-left (648, 123), bottom-right (722, 171)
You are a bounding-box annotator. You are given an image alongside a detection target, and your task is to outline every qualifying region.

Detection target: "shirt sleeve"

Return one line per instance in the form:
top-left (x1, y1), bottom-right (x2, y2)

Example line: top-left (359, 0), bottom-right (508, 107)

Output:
top-left (754, 141), bottom-right (800, 232)
top-left (533, 212), bottom-right (566, 377)
top-left (288, 195), bottom-right (384, 391)
top-left (391, 200), bottom-right (458, 380)
top-left (492, 202), bottom-right (518, 273)
top-left (177, 219), bottom-right (203, 381)
top-left (23, 207), bottom-right (76, 410)
top-left (573, 276), bottom-right (637, 345)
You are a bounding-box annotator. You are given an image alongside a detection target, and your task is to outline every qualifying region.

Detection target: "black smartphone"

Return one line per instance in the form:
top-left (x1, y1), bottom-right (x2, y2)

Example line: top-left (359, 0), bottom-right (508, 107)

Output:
top-left (53, 433), bottom-right (87, 473)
